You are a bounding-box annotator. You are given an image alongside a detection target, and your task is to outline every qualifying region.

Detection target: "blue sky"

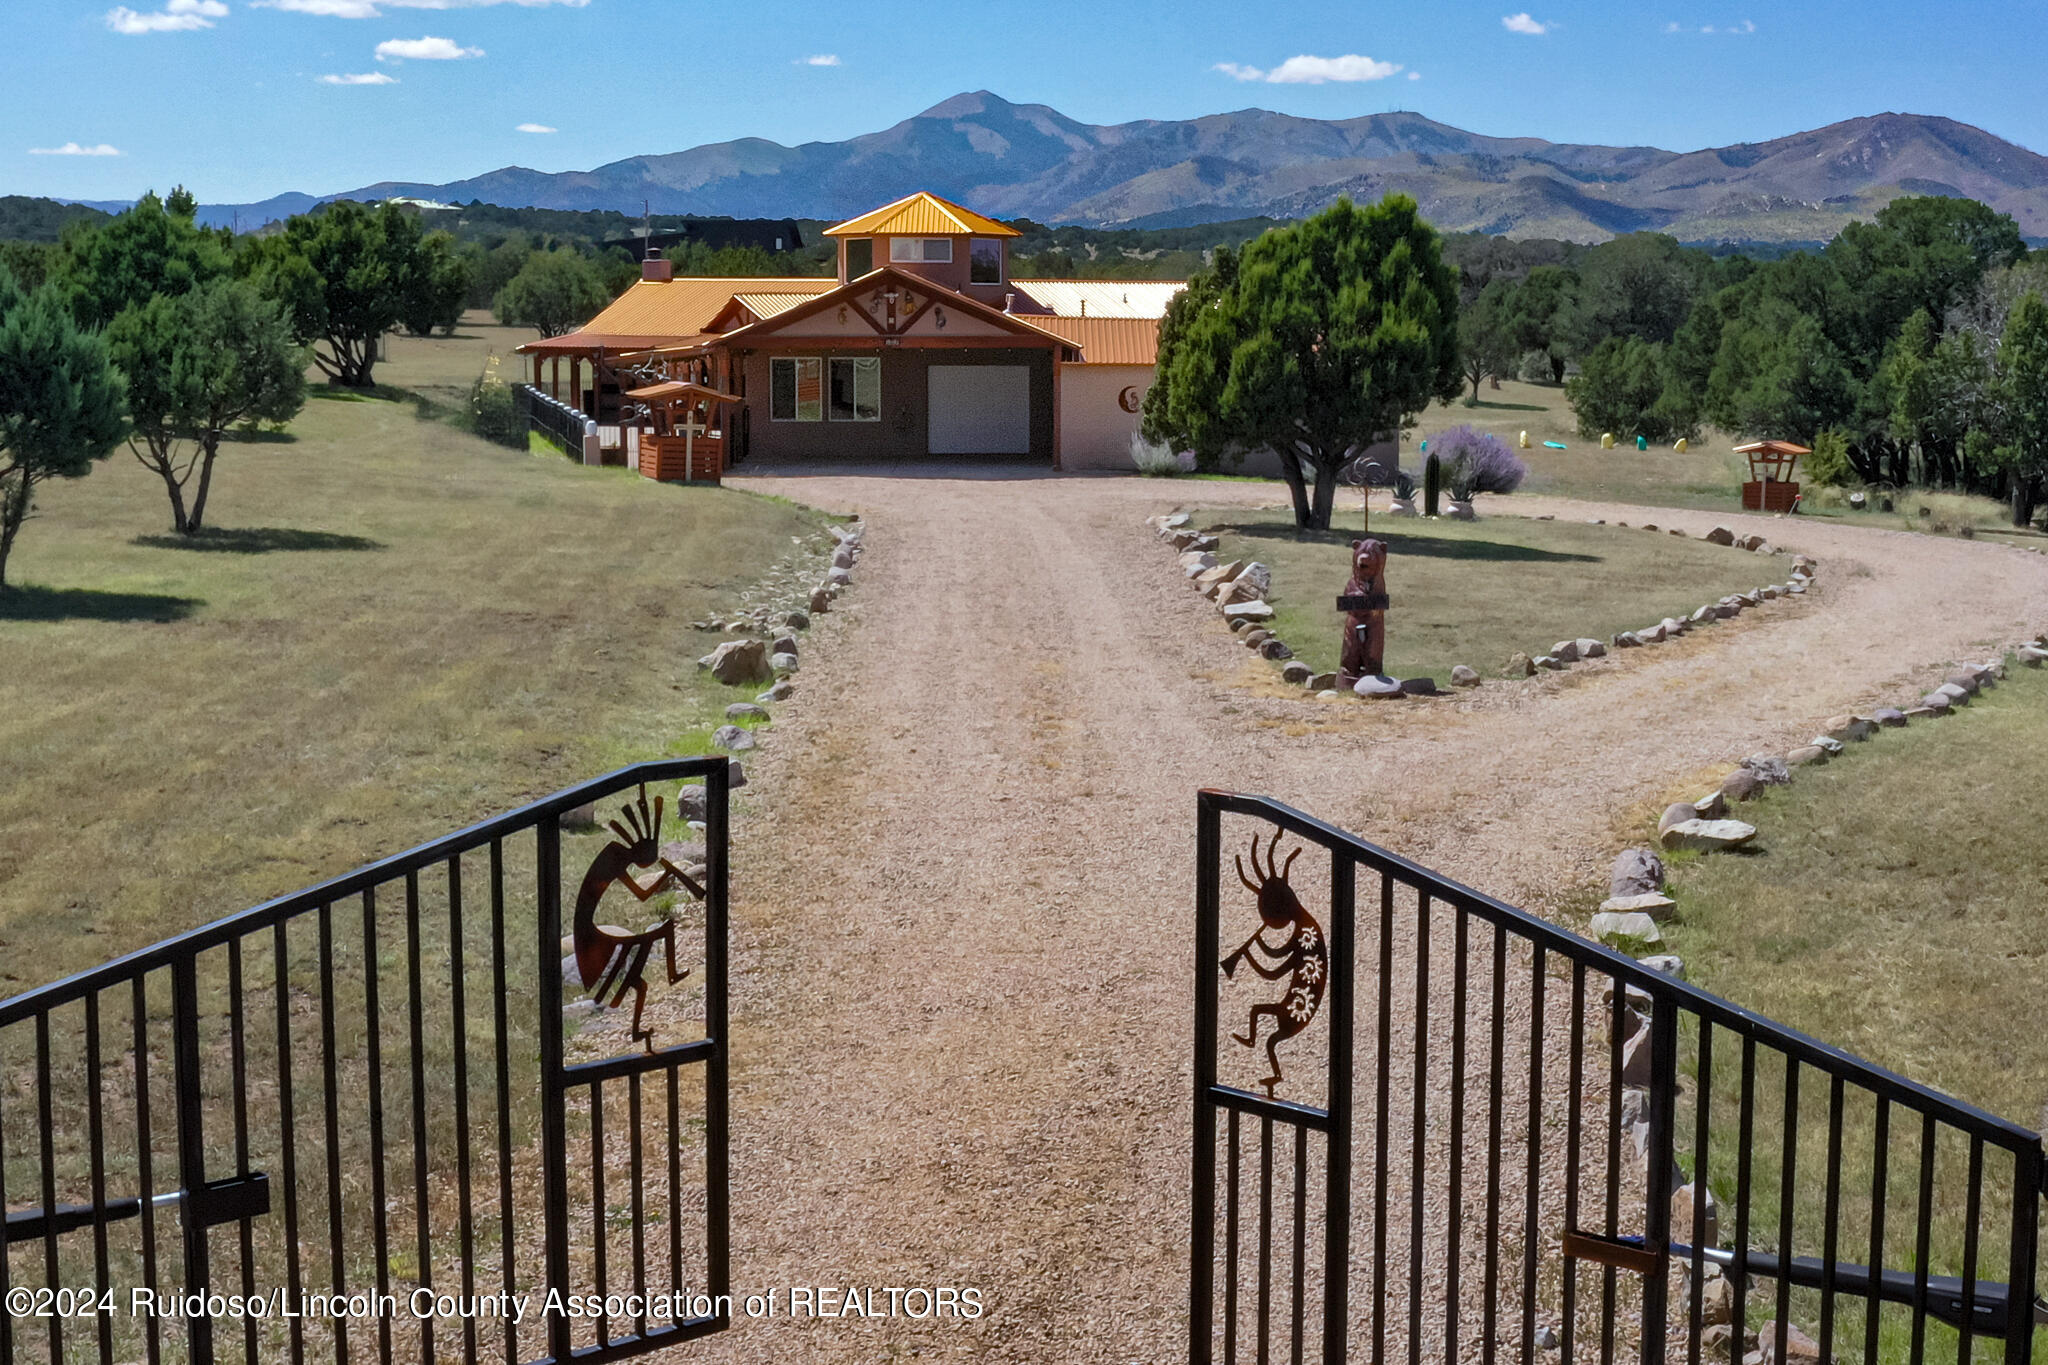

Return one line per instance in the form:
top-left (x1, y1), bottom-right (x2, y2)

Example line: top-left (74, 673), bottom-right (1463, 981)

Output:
top-left (5, 0), bottom-right (2044, 205)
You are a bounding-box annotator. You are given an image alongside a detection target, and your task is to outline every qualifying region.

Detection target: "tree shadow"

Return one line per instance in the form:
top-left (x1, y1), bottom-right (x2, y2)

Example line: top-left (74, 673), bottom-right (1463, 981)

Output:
top-left (1459, 399), bottom-right (1549, 412)
top-left (220, 427), bottom-right (299, 445)
top-left (0, 586), bottom-right (202, 623)
top-left (1212, 520), bottom-right (1600, 564)
top-left (132, 527), bottom-right (385, 554)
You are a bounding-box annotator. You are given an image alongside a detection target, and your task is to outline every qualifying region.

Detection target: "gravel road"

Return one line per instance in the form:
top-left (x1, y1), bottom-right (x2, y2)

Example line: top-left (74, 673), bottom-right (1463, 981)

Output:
top-left (655, 467), bottom-right (2048, 1363)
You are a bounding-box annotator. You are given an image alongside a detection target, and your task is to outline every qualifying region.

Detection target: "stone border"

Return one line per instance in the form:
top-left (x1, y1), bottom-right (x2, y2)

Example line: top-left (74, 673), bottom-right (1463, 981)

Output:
top-left (1150, 510), bottom-right (1820, 699)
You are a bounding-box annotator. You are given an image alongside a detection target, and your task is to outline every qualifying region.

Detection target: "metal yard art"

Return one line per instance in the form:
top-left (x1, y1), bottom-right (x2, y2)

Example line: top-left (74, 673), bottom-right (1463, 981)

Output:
top-left (572, 785), bottom-right (704, 1052)
top-left (1221, 830), bottom-right (1328, 1097)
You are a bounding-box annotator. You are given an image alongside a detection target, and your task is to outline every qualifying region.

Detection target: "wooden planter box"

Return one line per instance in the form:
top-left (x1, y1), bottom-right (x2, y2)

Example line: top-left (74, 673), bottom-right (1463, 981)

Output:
top-left (1741, 480), bottom-right (1799, 513)
top-left (638, 433), bottom-right (724, 484)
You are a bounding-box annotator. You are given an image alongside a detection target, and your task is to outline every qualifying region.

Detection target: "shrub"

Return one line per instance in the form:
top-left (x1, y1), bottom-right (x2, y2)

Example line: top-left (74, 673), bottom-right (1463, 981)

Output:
top-left (1804, 429), bottom-right (1853, 487)
top-left (1430, 424), bottom-right (1528, 499)
top-left (1129, 435), bottom-right (1194, 476)
top-left (469, 368), bottom-right (526, 449)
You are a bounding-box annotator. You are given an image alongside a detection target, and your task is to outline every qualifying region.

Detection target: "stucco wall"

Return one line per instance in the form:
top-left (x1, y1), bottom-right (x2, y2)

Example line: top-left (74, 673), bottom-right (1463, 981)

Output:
top-left (734, 346), bottom-right (1055, 463)
top-left (1057, 365), bottom-right (1156, 471)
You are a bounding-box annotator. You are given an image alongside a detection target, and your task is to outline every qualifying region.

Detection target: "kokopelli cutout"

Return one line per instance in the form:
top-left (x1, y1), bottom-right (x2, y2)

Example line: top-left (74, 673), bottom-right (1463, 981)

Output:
top-left (1220, 830), bottom-right (1328, 1096)
top-left (572, 785), bottom-right (705, 1053)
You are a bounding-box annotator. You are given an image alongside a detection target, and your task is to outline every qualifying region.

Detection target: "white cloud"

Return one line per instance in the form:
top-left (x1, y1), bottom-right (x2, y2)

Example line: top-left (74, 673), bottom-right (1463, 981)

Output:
top-left (800, 53), bottom-right (840, 66)
top-left (30, 143), bottom-right (124, 156)
top-left (106, 0), bottom-right (228, 33)
top-left (320, 70), bottom-right (397, 82)
top-left (376, 34), bottom-right (482, 58)
top-left (1665, 20), bottom-right (1682, 31)
top-left (516, 122), bottom-right (556, 133)
top-left (1215, 53), bottom-right (1404, 84)
top-left (1502, 12), bottom-right (1548, 34)
top-left (1407, 70), bottom-right (1422, 80)
top-left (258, 0), bottom-right (584, 12)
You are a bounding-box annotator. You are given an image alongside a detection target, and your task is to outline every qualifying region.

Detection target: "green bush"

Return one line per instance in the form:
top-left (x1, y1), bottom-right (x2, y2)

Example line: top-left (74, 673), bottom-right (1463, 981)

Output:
top-left (469, 369), bottom-right (526, 449)
top-left (1804, 429), bottom-right (1853, 487)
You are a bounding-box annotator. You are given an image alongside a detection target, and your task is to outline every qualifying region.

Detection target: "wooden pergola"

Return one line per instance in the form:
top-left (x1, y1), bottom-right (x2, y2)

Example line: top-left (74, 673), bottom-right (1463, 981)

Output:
top-left (622, 380), bottom-right (741, 484)
top-left (1734, 439), bottom-right (1809, 512)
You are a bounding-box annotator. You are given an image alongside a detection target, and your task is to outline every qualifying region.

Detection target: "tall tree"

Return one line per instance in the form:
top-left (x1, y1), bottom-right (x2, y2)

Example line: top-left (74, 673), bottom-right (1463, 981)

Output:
top-left (397, 230), bottom-right (473, 337)
top-left (246, 200), bottom-right (422, 387)
top-left (1458, 279), bottom-right (1518, 401)
top-left (1994, 292), bottom-right (2048, 527)
top-left (1144, 195), bottom-right (1461, 530)
top-left (493, 248), bottom-right (610, 338)
top-left (1500, 264), bottom-right (1577, 382)
top-left (0, 272), bottom-right (127, 589)
top-left (57, 188), bottom-right (231, 330)
top-left (108, 279), bottom-right (307, 535)
top-left (1561, 232), bottom-right (1705, 355)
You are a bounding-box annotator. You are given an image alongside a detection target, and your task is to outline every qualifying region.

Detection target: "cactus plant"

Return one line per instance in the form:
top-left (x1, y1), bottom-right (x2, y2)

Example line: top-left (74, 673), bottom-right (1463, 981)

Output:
top-left (1424, 452), bottom-right (1443, 518)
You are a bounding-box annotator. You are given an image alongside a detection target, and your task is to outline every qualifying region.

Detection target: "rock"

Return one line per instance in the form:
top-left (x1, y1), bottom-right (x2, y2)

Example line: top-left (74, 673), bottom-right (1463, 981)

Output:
top-left (1662, 617), bottom-right (1687, 636)
top-left (703, 639), bottom-right (773, 686)
top-left (1872, 706), bottom-right (1908, 727)
top-left (1535, 654), bottom-right (1565, 670)
top-left (1612, 631), bottom-right (1642, 648)
top-left (1259, 639), bottom-right (1294, 661)
top-left (1281, 660), bottom-right (1314, 684)
top-left (1692, 790), bottom-right (1729, 819)
top-left (1185, 534), bottom-right (1221, 554)
top-left (1610, 848), bottom-right (1666, 898)
top-left (1738, 591), bottom-right (1762, 607)
top-left (1696, 1271), bottom-right (1735, 1328)
top-left (1756, 1321), bottom-right (1823, 1364)
top-left (1180, 551), bottom-right (1217, 576)
top-left (1398, 676), bottom-right (1439, 696)
top-left (2018, 645), bottom-right (2048, 666)
top-left (1218, 578), bottom-right (1266, 607)
top-left (1228, 617), bottom-right (1251, 633)
top-left (1920, 692), bottom-right (1952, 712)
top-left (1704, 526), bottom-right (1736, 546)
top-left (659, 839), bottom-right (707, 870)
top-left (1308, 672), bottom-right (1338, 691)
top-left (1760, 585), bottom-right (1780, 599)
top-left (1739, 534), bottom-right (1768, 552)
top-left (1576, 638), bottom-right (1607, 659)
top-left (1903, 705), bottom-right (1937, 720)
top-left (1742, 754), bottom-right (1792, 786)
top-left (1222, 600), bottom-right (1275, 624)
top-left (1691, 606), bottom-right (1718, 624)
top-left (1788, 581), bottom-right (1808, 594)
top-left (1933, 682), bottom-right (1971, 704)
top-left (1450, 664), bottom-right (1481, 687)
top-left (1642, 523), bottom-right (1658, 532)
top-left (1160, 511), bottom-right (1191, 530)
top-left (1316, 690), bottom-right (1341, 700)
top-left (672, 785), bottom-right (708, 822)
top-left (710, 724), bottom-right (755, 752)
top-left (770, 652), bottom-right (800, 673)
top-left (1591, 911), bottom-right (1662, 945)
top-left (563, 801), bottom-right (598, 829)
top-left (771, 634), bottom-right (798, 657)
top-left (725, 758), bottom-right (747, 789)
top-left (1533, 1324), bottom-right (1560, 1352)
top-left (1826, 715), bottom-right (1877, 742)
top-left (1353, 674), bottom-right (1403, 698)
top-left (1600, 892), bottom-right (1677, 922)
top-left (1640, 954), bottom-right (1686, 980)
top-left (1638, 624), bottom-right (1667, 644)
top-left (1195, 560), bottom-right (1244, 587)
top-left (1786, 745), bottom-right (1827, 767)
top-left (1808, 735), bottom-right (1844, 756)
top-left (826, 567), bottom-right (853, 586)
top-left (725, 702), bottom-right (770, 721)
top-left (1504, 652), bottom-right (1536, 678)
top-left (831, 547), bottom-right (855, 570)
top-left (1658, 802), bottom-right (1700, 836)
top-left (1235, 563), bottom-right (1273, 597)
top-left (1169, 530), bottom-right (1200, 550)
top-left (782, 610), bottom-right (810, 631)
top-left (809, 587), bottom-right (831, 614)
top-left (1660, 818), bottom-right (1759, 853)
top-left (1943, 670), bottom-right (1981, 695)
top-left (1241, 628), bottom-right (1271, 648)
top-left (1720, 769), bottom-right (1761, 803)
top-left (1550, 639), bottom-right (1582, 663)
top-left (1672, 1182), bottom-right (1723, 1258)
top-left (1715, 603), bottom-right (1741, 619)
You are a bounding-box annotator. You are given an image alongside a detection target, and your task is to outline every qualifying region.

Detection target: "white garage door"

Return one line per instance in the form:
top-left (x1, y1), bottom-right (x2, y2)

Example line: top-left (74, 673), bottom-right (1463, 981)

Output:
top-left (928, 365), bottom-right (1031, 455)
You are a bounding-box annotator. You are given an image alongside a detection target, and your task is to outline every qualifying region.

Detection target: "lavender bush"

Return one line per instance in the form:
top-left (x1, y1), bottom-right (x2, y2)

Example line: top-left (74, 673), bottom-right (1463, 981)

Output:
top-left (1430, 424), bottom-right (1528, 499)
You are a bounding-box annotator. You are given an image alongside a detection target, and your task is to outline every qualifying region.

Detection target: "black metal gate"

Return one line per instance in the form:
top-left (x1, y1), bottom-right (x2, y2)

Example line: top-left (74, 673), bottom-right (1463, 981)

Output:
top-left (1192, 791), bottom-right (2045, 1365)
top-left (0, 759), bottom-right (730, 1365)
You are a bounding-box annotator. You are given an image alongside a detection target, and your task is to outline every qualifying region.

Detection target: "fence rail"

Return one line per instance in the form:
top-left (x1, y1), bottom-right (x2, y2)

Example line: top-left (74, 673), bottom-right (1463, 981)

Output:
top-left (514, 384), bottom-right (596, 460)
top-left (0, 759), bottom-right (731, 1365)
top-left (1192, 791), bottom-right (2045, 1365)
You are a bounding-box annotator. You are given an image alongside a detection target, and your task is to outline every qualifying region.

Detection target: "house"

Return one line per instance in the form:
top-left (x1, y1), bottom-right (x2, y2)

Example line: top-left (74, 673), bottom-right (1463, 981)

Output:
top-left (515, 192), bottom-right (1181, 472)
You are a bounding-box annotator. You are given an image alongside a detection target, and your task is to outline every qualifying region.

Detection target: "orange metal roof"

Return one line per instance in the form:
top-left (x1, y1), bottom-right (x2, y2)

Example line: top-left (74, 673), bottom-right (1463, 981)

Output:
top-left (729, 292), bottom-right (817, 319)
top-left (1030, 316), bottom-right (1162, 366)
top-left (823, 192), bottom-right (1020, 239)
top-left (624, 381), bottom-right (742, 404)
top-left (517, 276), bottom-right (832, 353)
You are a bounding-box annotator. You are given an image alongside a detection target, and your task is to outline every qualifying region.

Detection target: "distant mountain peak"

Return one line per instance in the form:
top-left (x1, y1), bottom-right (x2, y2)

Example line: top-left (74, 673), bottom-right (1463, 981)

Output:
top-left (172, 99), bottom-right (2048, 245)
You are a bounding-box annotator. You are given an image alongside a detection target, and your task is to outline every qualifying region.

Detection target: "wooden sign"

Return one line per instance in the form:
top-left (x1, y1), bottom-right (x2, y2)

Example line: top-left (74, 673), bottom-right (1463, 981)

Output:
top-left (1336, 592), bottom-right (1390, 612)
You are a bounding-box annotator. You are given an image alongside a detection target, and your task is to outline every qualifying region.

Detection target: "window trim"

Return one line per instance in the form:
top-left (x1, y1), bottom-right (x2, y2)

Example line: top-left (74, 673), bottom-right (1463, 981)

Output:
top-left (768, 356), bottom-right (824, 423)
top-left (968, 236), bottom-right (1004, 284)
top-left (828, 357), bottom-right (881, 423)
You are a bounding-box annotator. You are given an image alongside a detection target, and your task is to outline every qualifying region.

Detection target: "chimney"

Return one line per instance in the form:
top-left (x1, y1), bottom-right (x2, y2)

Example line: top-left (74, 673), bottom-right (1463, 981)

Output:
top-left (1003, 293), bottom-right (1014, 313)
top-left (642, 256), bottom-right (674, 283)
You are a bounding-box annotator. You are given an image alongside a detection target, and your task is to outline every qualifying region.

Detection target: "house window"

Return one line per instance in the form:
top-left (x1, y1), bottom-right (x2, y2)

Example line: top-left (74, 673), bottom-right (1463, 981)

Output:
top-left (969, 237), bottom-right (1003, 283)
top-left (769, 357), bottom-right (823, 421)
top-left (889, 237), bottom-right (954, 264)
top-left (844, 238), bottom-right (873, 278)
top-left (828, 358), bottom-right (880, 422)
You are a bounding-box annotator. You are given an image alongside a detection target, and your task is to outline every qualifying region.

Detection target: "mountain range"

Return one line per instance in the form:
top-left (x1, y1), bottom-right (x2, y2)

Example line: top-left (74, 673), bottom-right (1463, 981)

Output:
top-left (77, 93), bottom-right (2048, 245)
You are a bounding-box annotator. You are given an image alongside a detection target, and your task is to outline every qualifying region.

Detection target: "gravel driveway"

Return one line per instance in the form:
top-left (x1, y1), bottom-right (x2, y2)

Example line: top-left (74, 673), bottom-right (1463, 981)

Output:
top-left (661, 466), bottom-right (2048, 1363)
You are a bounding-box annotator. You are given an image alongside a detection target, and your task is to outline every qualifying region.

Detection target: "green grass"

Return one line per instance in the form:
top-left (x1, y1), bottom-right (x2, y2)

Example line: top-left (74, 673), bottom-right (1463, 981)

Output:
top-left (0, 367), bottom-right (828, 994)
top-left (1653, 663), bottom-right (2048, 1363)
top-left (1194, 508), bottom-right (1776, 683)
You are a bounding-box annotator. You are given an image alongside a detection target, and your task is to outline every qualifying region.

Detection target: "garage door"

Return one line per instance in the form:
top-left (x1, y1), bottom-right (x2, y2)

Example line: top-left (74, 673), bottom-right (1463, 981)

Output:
top-left (928, 365), bottom-right (1031, 455)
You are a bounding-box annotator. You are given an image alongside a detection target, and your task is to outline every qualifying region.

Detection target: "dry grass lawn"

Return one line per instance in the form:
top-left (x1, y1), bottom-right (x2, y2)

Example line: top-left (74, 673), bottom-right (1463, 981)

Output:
top-left (1193, 507), bottom-right (1777, 683)
top-left (0, 372), bottom-right (830, 993)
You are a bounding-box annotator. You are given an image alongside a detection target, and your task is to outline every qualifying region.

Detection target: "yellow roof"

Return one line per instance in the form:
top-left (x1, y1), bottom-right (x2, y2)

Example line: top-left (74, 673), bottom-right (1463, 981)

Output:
top-left (824, 192), bottom-right (1020, 239)
top-left (730, 292), bottom-right (817, 320)
top-left (1030, 316), bottom-right (1162, 366)
top-left (520, 276), bottom-right (832, 352)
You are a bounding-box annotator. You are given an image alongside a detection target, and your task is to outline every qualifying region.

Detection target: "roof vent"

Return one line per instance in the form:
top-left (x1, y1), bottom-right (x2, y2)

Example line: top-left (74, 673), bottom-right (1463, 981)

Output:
top-left (1003, 293), bottom-right (1014, 313)
top-left (642, 257), bottom-right (674, 283)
